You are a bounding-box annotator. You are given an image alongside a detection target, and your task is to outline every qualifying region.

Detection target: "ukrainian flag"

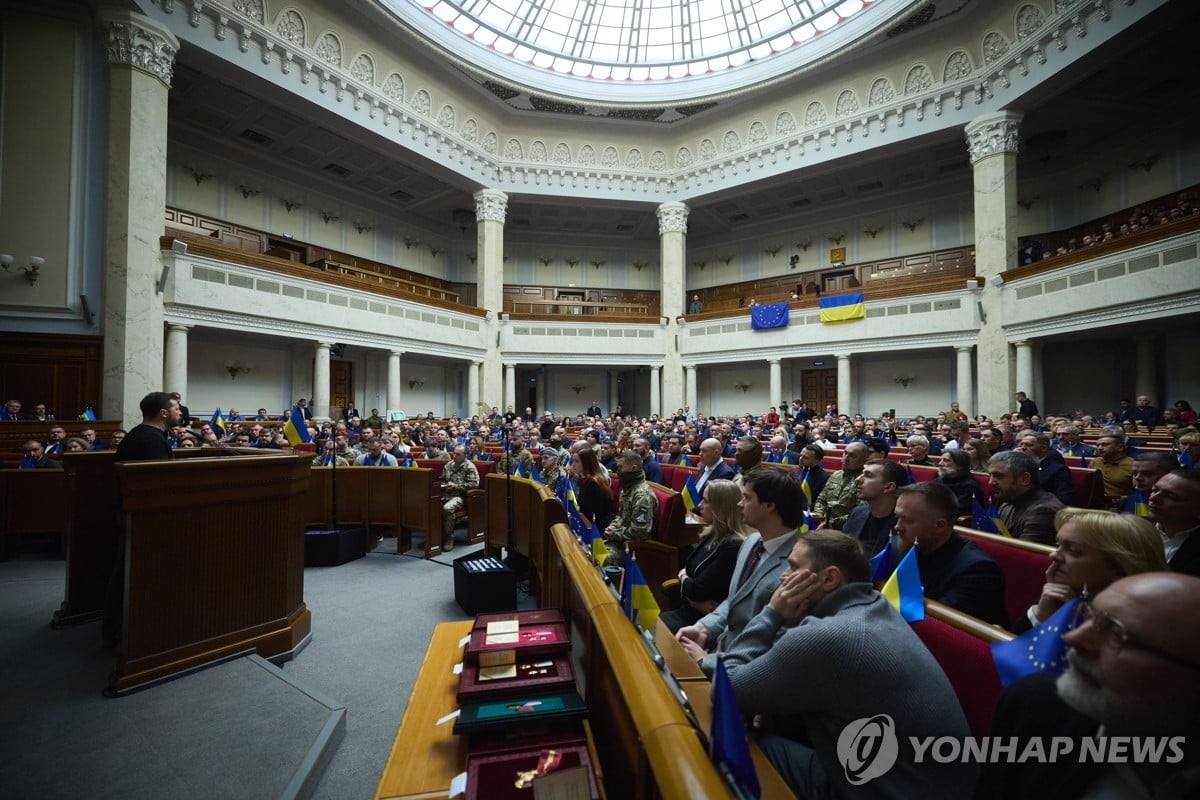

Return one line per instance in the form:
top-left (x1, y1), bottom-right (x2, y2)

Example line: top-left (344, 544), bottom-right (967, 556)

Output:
top-left (78, 407), bottom-right (97, 421)
top-left (798, 467), bottom-right (814, 508)
top-left (620, 554), bottom-right (660, 631)
top-left (681, 473), bottom-right (702, 514)
top-left (799, 511), bottom-right (816, 533)
top-left (818, 291), bottom-right (865, 323)
top-left (881, 546), bottom-right (924, 622)
top-left (282, 406), bottom-right (311, 445)
top-left (780, 451), bottom-right (797, 466)
top-left (971, 498), bottom-right (1010, 537)
top-left (209, 408), bottom-right (228, 439)
top-left (1124, 489), bottom-right (1149, 517)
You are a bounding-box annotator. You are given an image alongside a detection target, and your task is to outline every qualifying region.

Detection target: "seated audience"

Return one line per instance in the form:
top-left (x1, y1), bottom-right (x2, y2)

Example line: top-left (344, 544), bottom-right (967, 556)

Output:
top-left (843, 459), bottom-right (907, 557)
top-left (43, 425), bottom-right (67, 455)
top-left (312, 440), bottom-right (349, 467)
top-left (1088, 431), bottom-right (1134, 504)
top-left (677, 468), bottom-right (804, 674)
top-left (63, 437), bottom-right (88, 453)
top-left (903, 434), bottom-right (935, 466)
top-left (893, 481), bottom-right (1007, 625)
top-left (602, 450), bottom-right (657, 567)
top-left (353, 437), bottom-right (397, 466)
top-left (723, 530), bottom-right (976, 800)
top-left (660, 479), bottom-right (748, 633)
top-left (988, 451), bottom-right (1064, 545)
top-left (2, 399), bottom-right (22, 420)
top-left (1148, 470), bottom-right (1200, 577)
top-left (1013, 508), bottom-right (1166, 633)
top-left (572, 446), bottom-right (614, 533)
top-left (938, 448), bottom-right (984, 517)
top-left (813, 441), bottom-right (867, 529)
top-left (439, 445), bottom-right (479, 552)
top-left (1015, 431), bottom-right (1075, 506)
top-left (963, 437), bottom-right (991, 472)
top-left (20, 440), bottom-right (61, 469)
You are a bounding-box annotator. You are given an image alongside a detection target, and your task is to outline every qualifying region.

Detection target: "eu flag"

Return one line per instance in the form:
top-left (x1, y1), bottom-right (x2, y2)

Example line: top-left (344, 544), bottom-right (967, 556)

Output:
top-left (711, 655), bottom-right (761, 799)
top-left (971, 498), bottom-right (1011, 537)
top-left (869, 540), bottom-right (893, 583)
top-left (749, 301), bottom-right (790, 330)
top-left (881, 546), bottom-right (924, 622)
top-left (991, 599), bottom-right (1079, 687)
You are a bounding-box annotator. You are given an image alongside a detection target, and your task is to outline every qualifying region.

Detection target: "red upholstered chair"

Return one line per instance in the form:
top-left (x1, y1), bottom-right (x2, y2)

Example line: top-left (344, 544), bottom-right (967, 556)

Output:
top-left (973, 473), bottom-right (993, 503)
top-left (956, 526), bottom-right (1054, 626)
top-left (1067, 467), bottom-right (1106, 508)
top-left (647, 482), bottom-right (685, 547)
top-left (820, 456), bottom-right (844, 471)
top-left (659, 463), bottom-right (694, 493)
top-left (912, 600), bottom-right (1013, 737)
top-left (906, 464), bottom-right (939, 483)
top-left (415, 459), bottom-right (447, 478)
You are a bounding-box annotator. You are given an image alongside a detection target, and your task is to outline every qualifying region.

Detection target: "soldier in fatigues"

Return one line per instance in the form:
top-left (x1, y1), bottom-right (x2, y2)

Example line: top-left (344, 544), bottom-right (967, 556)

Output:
top-left (604, 450), bottom-right (658, 567)
top-left (440, 445), bottom-right (479, 551)
top-left (494, 435), bottom-right (536, 476)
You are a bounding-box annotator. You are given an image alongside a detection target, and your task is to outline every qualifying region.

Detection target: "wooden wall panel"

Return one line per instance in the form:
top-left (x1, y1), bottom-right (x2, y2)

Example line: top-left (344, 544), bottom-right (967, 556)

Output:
top-left (0, 333), bottom-right (102, 418)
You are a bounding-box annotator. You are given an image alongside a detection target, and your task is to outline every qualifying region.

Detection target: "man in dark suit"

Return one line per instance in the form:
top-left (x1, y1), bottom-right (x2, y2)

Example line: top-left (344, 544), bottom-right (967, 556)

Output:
top-left (296, 398), bottom-right (313, 420)
top-left (585, 401), bottom-right (602, 418)
top-left (692, 437), bottom-right (735, 498)
top-left (1149, 470), bottom-right (1200, 577)
top-left (1015, 391), bottom-right (1039, 419)
top-left (1016, 238), bottom-right (1043, 265)
top-left (978, 573), bottom-right (1200, 800)
top-left (342, 401), bottom-right (360, 423)
top-left (1016, 432), bottom-right (1075, 505)
top-left (632, 437), bottom-right (663, 484)
top-left (893, 481), bottom-right (1006, 626)
top-left (169, 392), bottom-right (189, 427)
top-left (676, 468), bottom-right (801, 675)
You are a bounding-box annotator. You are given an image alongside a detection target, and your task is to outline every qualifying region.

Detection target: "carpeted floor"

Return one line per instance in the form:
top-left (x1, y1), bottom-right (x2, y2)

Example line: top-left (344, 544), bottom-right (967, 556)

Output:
top-left (0, 531), bottom-right (516, 799)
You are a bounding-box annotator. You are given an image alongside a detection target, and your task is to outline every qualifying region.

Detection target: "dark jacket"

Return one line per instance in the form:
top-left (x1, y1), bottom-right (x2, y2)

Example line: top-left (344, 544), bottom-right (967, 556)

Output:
top-left (1038, 451), bottom-right (1076, 506)
top-left (919, 534), bottom-right (1007, 626)
top-left (996, 487), bottom-right (1064, 546)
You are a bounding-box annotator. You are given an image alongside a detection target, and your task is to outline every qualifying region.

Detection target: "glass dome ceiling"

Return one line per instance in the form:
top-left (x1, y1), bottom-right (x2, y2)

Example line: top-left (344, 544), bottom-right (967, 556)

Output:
top-left (383, 0), bottom-right (899, 104)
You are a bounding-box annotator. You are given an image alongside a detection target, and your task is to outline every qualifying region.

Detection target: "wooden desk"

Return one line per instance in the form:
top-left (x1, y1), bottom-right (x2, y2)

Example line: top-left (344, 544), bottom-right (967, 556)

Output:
top-left (375, 620), bottom-right (471, 800)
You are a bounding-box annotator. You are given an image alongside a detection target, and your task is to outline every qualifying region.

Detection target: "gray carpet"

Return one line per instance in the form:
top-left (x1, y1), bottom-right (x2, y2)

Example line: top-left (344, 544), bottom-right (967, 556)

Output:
top-left (0, 531), bottom-right (515, 799)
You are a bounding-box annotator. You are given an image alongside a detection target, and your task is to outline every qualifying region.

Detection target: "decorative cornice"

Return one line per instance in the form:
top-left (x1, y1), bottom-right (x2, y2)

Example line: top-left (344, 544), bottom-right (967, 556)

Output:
top-left (656, 202), bottom-right (689, 235)
top-left (964, 110), bottom-right (1023, 164)
top-left (473, 189), bottom-right (507, 224)
top-left (100, 9), bottom-right (180, 89)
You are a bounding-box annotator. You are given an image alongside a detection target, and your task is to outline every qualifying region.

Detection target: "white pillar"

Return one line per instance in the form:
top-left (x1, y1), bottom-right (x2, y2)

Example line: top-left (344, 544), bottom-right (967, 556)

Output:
top-left (163, 323), bottom-right (190, 398)
top-left (657, 202), bottom-right (688, 415)
top-left (768, 359), bottom-right (782, 413)
top-left (535, 368), bottom-right (546, 415)
top-left (685, 365), bottom-right (698, 414)
top-left (504, 363), bottom-right (516, 411)
top-left (475, 190), bottom-right (506, 409)
top-left (99, 10), bottom-right (179, 427)
top-left (1014, 340), bottom-right (1034, 411)
top-left (387, 350), bottom-right (402, 413)
top-left (954, 346), bottom-right (975, 418)
top-left (313, 341), bottom-right (332, 420)
top-left (467, 361), bottom-right (480, 420)
top-left (965, 110), bottom-right (1022, 418)
top-left (836, 353), bottom-right (852, 415)
top-left (608, 370), bottom-right (619, 414)
top-left (650, 366), bottom-right (662, 417)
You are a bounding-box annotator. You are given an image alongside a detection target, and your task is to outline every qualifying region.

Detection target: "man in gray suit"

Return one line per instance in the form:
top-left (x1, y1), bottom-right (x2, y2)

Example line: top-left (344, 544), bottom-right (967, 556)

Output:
top-left (675, 468), bottom-right (802, 676)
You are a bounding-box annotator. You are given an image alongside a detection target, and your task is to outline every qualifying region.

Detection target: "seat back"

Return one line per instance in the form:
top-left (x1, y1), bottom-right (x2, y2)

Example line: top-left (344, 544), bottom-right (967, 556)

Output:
top-left (647, 482), bottom-right (687, 548)
top-left (956, 526), bottom-right (1054, 625)
top-left (474, 460), bottom-right (496, 480)
top-left (820, 455), bottom-right (843, 471)
top-left (973, 472), bottom-right (993, 503)
top-left (659, 463), bottom-right (694, 493)
top-left (415, 459), bottom-right (447, 478)
top-left (627, 539), bottom-right (680, 611)
top-left (906, 464), bottom-right (939, 483)
top-left (911, 601), bottom-right (1011, 738)
top-left (1068, 466), bottom-right (1105, 509)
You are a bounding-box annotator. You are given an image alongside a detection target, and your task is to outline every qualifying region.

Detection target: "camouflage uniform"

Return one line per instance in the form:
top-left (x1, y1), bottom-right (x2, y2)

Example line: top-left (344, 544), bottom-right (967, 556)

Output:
top-left (495, 447), bottom-right (535, 476)
top-left (604, 473), bottom-right (658, 567)
top-left (813, 468), bottom-right (862, 529)
top-left (441, 458), bottom-right (480, 549)
top-left (311, 453), bottom-right (349, 467)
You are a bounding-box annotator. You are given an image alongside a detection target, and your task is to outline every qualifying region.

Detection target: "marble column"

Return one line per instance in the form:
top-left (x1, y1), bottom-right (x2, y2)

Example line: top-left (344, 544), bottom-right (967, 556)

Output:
top-left (475, 189), bottom-right (506, 410)
top-left (467, 361), bottom-right (480, 420)
top-left (657, 202), bottom-right (688, 415)
top-left (387, 350), bottom-right (403, 413)
top-left (954, 346), bottom-right (975, 418)
top-left (504, 363), bottom-right (516, 411)
top-left (836, 353), bottom-right (852, 414)
top-left (685, 365), bottom-right (698, 414)
top-left (768, 359), bottom-right (782, 413)
top-left (1014, 340), bottom-right (1034, 408)
top-left (609, 370), bottom-right (619, 414)
top-left (965, 110), bottom-right (1022, 418)
top-left (650, 366), bottom-right (662, 417)
top-left (98, 9), bottom-right (179, 426)
top-left (163, 323), bottom-right (191, 398)
top-left (1134, 338), bottom-right (1155, 398)
top-left (313, 341), bottom-right (332, 420)
top-left (535, 368), bottom-right (546, 415)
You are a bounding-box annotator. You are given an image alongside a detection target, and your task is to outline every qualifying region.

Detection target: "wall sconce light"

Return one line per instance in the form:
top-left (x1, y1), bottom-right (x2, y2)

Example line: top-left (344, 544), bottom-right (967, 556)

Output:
top-left (692, 259), bottom-right (708, 270)
top-left (354, 220), bottom-right (373, 234)
top-left (565, 257), bottom-right (580, 268)
top-left (893, 375), bottom-right (915, 389)
top-left (184, 164), bottom-right (213, 184)
top-left (467, 253), bottom-right (477, 264)
top-left (1079, 176), bottom-right (1106, 192)
top-left (403, 236), bottom-right (420, 249)
top-left (0, 254), bottom-right (43, 285)
top-left (281, 197), bottom-right (303, 213)
top-left (429, 245), bottom-right (443, 256)
top-left (632, 261), bottom-right (648, 271)
top-left (408, 377), bottom-right (426, 390)
top-left (590, 259), bottom-right (606, 270)
top-left (1017, 196), bottom-right (1040, 211)
top-left (795, 240), bottom-right (812, 252)
top-left (319, 210), bottom-right (340, 224)
top-left (1127, 152), bottom-right (1158, 172)
top-left (826, 234), bottom-right (845, 246)
top-left (538, 255), bottom-right (554, 267)
top-left (224, 360), bottom-right (255, 379)
top-left (238, 184), bottom-right (262, 199)
top-left (719, 254), bottom-right (734, 266)
top-left (570, 384), bottom-right (586, 395)
top-left (863, 225), bottom-right (883, 239)
top-left (734, 382), bottom-right (751, 393)
top-left (789, 254), bottom-right (800, 270)
top-left (902, 218), bottom-right (924, 232)
top-left (763, 245), bottom-right (782, 256)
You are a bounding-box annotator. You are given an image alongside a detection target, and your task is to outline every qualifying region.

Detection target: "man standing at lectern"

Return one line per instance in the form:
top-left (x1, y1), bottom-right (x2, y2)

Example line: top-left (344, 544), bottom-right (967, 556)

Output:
top-left (103, 392), bottom-right (180, 649)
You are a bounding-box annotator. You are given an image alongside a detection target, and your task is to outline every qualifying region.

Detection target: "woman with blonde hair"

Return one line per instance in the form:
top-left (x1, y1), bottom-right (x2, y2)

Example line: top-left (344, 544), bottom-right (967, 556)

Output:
top-left (1013, 507), bottom-right (1167, 633)
top-left (659, 479), bottom-right (749, 633)
top-left (963, 437), bottom-right (991, 473)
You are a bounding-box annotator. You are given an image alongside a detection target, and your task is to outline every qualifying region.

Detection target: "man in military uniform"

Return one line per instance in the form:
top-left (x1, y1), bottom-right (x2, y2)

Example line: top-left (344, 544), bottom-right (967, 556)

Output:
top-left (813, 441), bottom-right (868, 529)
top-left (312, 439), bottom-right (349, 467)
top-left (494, 432), bottom-right (535, 476)
top-left (440, 445), bottom-right (479, 551)
top-left (603, 450), bottom-right (658, 567)
top-left (539, 448), bottom-right (565, 490)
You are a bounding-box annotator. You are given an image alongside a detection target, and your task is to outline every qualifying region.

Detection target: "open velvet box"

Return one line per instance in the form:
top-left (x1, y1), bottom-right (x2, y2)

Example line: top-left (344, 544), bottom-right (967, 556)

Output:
top-left (472, 609), bottom-right (565, 630)
top-left (457, 652), bottom-right (576, 703)
top-left (464, 621), bottom-right (571, 662)
top-left (465, 730), bottom-right (601, 800)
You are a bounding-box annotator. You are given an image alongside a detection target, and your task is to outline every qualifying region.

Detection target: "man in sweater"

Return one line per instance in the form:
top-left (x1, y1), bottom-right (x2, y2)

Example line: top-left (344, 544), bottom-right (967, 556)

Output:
top-left (723, 530), bottom-right (976, 800)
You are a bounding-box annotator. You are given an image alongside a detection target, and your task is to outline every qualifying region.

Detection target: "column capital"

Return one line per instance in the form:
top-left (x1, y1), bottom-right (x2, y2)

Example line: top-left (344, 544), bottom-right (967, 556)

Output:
top-left (650, 365), bottom-right (661, 373)
top-left (99, 8), bottom-right (180, 89)
top-left (470, 360), bottom-right (482, 367)
top-left (834, 353), bottom-right (853, 361)
top-left (473, 189), bottom-right (508, 223)
top-left (964, 110), bottom-right (1023, 164)
top-left (166, 322), bottom-right (192, 333)
top-left (503, 363), bottom-right (516, 369)
top-left (954, 345), bottom-right (974, 353)
top-left (390, 349), bottom-right (404, 357)
top-left (1011, 339), bottom-right (1030, 348)
top-left (767, 358), bottom-right (781, 365)
top-left (316, 341), bottom-right (334, 349)
top-left (656, 202), bottom-right (689, 235)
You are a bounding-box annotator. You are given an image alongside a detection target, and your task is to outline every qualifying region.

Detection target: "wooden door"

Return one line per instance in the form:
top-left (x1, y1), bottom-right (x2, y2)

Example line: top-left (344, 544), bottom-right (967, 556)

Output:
top-left (331, 360), bottom-right (354, 413)
top-left (801, 368), bottom-right (837, 414)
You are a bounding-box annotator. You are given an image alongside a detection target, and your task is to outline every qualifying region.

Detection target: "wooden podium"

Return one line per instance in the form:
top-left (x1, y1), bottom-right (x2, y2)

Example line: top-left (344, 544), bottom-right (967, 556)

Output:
top-left (107, 449), bottom-right (313, 695)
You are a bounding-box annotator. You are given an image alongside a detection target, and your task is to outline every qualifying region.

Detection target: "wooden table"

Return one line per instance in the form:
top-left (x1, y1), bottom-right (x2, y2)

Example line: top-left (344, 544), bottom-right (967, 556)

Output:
top-left (375, 620), bottom-right (472, 800)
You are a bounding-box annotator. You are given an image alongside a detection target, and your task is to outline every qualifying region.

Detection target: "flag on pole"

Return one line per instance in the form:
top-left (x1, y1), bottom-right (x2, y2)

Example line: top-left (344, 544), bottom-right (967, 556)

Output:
top-left (798, 467), bottom-right (814, 508)
top-left (991, 599), bottom-right (1079, 687)
top-left (620, 554), bottom-right (660, 632)
top-left (282, 406), bottom-right (311, 445)
top-left (711, 655), bottom-right (761, 799)
top-left (881, 546), bottom-right (924, 622)
top-left (209, 408), bottom-right (228, 439)
top-left (971, 498), bottom-right (1011, 537)
top-left (681, 472), bottom-right (702, 514)
top-left (78, 407), bottom-right (97, 421)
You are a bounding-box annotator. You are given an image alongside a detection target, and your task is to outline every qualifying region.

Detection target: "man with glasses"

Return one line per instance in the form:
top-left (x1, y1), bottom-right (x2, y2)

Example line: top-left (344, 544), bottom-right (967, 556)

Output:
top-left (980, 572), bottom-right (1200, 799)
